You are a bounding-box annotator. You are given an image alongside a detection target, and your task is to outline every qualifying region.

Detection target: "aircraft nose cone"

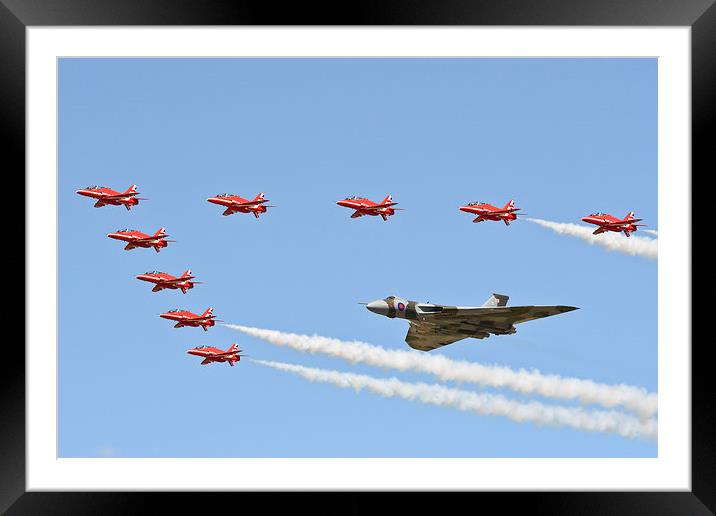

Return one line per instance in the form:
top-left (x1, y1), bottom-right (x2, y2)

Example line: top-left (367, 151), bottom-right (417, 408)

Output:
top-left (107, 232), bottom-right (119, 239)
top-left (366, 300), bottom-right (390, 316)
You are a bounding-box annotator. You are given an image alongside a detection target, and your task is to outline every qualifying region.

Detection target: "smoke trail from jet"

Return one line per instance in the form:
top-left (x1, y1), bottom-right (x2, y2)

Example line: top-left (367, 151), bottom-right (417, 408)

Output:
top-left (226, 325), bottom-right (657, 418)
top-left (253, 359), bottom-right (657, 440)
top-left (524, 218), bottom-right (657, 260)
top-left (643, 229), bottom-right (658, 236)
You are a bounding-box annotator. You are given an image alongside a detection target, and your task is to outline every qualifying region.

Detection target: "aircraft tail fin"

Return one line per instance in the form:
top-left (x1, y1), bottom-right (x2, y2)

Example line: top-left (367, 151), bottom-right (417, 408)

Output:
top-left (154, 227), bottom-right (167, 238)
top-left (124, 184), bottom-right (138, 195)
top-left (227, 343), bottom-right (239, 353)
top-left (254, 192), bottom-right (266, 202)
top-left (381, 194), bottom-right (393, 205)
top-left (181, 269), bottom-right (192, 278)
top-left (625, 211), bottom-right (636, 220)
top-left (483, 293), bottom-right (509, 307)
top-left (202, 307), bottom-right (214, 318)
top-left (504, 199), bottom-right (515, 211)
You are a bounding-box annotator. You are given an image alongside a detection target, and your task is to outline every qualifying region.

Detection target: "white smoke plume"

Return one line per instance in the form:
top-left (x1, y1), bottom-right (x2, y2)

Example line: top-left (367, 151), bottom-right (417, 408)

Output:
top-left (253, 359), bottom-right (657, 440)
top-left (524, 218), bottom-right (657, 260)
top-left (643, 229), bottom-right (658, 236)
top-left (226, 325), bottom-right (657, 418)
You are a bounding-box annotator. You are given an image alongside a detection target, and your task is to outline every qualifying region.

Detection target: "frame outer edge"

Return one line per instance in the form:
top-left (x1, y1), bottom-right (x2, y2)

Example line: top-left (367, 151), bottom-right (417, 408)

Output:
top-left (0, 0), bottom-right (27, 514)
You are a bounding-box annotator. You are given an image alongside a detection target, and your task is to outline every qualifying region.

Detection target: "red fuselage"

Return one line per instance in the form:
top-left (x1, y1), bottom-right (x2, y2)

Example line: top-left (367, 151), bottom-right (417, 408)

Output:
top-left (336, 196), bottom-right (398, 221)
top-left (160, 308), bottom-right (216, 331)
top-left (581, 213), bottom-right (642, 237)
top-left (459, 202), bottom-right (519, 225)
top-left (187, 345), bottom-right (241, 366)
top-left (207, 193), bottom-right (270, 218)
top-left (107, 229), bottom-right (170, 252)
top-left (136, 271), bottom-right (197, 294)
top-left (76, 185), bottom-right (141, 210)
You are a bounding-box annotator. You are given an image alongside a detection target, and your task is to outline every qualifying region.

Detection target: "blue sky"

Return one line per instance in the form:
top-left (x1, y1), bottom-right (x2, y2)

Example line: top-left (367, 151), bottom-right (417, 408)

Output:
top-left (58, 58), bottom-right (657, 458)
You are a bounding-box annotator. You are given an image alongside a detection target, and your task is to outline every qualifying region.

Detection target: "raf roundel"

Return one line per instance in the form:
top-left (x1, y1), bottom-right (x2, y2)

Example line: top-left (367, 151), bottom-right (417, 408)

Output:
top-left (397, 302), bottom-right (406, 312)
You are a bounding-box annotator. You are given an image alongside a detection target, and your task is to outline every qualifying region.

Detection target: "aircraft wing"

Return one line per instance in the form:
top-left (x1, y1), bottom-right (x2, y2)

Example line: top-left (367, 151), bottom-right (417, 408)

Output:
top-left (601, 219), bottom-right (643, 227)
top-left (200, 358), bottom-right (212, 365)
top-left (361, 202), bottom-right (398, 211)
top-left (103, 192), bottom-right (139, 199)
top-left (487, 208), bottom-right (521, 215)
top-left (133, 235), bottom-right (168, 242)
top-left (231, 199), bottom-right (267, 207)
top-left (431, 305), bottom-right (578, 325)
top-left (160, 276), bottom-right (194, 284)
top-left (405, 323), bottom-right (477, 351)
top-left (404, 305), bottom-right (577, 351)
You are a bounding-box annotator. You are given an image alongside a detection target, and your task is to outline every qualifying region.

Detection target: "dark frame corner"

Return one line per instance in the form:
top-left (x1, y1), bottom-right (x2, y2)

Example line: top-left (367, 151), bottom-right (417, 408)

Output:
top-left (6, 0), bottom-right (711, 513)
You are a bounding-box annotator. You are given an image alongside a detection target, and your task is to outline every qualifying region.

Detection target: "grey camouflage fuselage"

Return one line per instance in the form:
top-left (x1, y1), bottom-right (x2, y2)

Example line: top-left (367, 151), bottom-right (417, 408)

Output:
top-left (365, 294), bottom-right (578, 351)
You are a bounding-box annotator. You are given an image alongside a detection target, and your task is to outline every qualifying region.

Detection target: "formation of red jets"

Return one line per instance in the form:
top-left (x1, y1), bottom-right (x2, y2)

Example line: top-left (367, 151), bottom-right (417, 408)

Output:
top-left (77, 183), bottom-right (649, 366)
top-left (77, 184), bottom-right (648, 236)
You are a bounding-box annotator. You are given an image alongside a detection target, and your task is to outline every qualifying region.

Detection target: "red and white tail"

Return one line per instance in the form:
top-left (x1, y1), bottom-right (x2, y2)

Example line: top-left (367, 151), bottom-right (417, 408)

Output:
top-left (504, 199), bottom-right (516, 211)
top-left (202, 307), bottom-right (214, 318)
top-left (124, 184), bottom-right (138, 195)
top-left (254, 192), bottom-right (266, 202)
top-left (625, 211), bottom-right (636, 220)
top-left (181, 269), bottom-right (192, 278)
top-left (154, 227), bottom-right (167, 238)
top-left (227, 343), bottom-right (239, 353)
top-left (381, 195), bottom-right (393, 205)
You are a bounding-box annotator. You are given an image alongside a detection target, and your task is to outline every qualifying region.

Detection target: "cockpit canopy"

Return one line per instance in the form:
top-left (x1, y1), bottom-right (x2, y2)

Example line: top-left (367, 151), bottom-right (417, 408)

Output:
top-left (115, 228), bottom-right (137, 233)
top-left (343, 196), bottom-right (362, 200)
top-left (166, 309), bottom-right (184, 313)
top-left (145, 270), bottom-right (165, 275)
top-left (466, 201), bottom-right (486, 206)
top-left (215, 193), bottom-right (236, 198)
top-left (588, 212), bottom-right (607, 216)
top-left (84, 185), bottom-right (107, 189)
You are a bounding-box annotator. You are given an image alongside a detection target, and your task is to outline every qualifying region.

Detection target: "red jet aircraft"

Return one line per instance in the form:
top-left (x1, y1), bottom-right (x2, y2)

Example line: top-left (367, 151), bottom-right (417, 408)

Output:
top-left (459, 199), bottom-right (521, 225)
top-left (336, 195), bottom-right (400, 221)
top-left (159, 307), bottom-right (218, 331)
top-left (207, 192), bottom-right (273, 218)
top-left (76, 184), bottom-right (145, 210)
top-left (107, 227), bottom-right (173, 253)
top-left (187, 343), bottom-right (245, 366)
top-left (581, 211), bottom-right (645, 237)
top-left (136, 269), bottom-right (201, 294)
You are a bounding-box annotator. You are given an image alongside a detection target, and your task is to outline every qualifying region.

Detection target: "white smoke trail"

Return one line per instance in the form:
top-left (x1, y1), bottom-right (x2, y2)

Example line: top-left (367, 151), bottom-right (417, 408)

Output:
top-left (524, 218), bottom-right (657, 260)
top-left (254, 359), bottom-right (657, 440)
top-left (643, 229), bottom-right (658, 236)
top-left (226, 325), bottom-right (657, 418)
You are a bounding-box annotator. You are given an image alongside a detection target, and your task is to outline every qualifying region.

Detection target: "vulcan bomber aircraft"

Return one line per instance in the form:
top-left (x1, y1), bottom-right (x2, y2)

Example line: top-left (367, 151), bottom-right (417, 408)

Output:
top-left (364, 294), bottom-right (578, 351)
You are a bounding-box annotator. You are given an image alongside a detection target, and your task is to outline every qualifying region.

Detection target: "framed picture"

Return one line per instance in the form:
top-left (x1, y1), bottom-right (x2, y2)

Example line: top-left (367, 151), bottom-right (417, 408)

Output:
top-left (6, 0), bottom-right (709, 513)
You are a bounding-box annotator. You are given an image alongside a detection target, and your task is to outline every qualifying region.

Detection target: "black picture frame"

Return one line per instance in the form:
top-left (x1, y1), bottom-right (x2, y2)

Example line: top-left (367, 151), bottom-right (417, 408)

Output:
top-left (5, 1), bottom-right (710, 513)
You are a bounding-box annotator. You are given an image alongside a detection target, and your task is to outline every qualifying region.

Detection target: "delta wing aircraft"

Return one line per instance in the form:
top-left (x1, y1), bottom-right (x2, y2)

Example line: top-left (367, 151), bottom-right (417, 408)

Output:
top-left (207, 192), bottom-right (274, 218)
top-left (187, 343), bottom-right (245, 366)
top-left (336, 195), bottom-right (401, 221)
top-left (581, 211), bottom-right (646, 237)
top-left (76, 184), bottom-right (146, 210)
top-left (364, 294), bottom-right (578, 351)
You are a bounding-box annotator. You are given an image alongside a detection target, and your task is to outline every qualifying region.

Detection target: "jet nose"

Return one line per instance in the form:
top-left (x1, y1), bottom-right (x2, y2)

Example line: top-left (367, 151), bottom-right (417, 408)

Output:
top-left (366, 299), bottom-right (390, 316)
top-left (336, 200), bottom-right (351, 208)
top-left (207, 197), bottom-right (223, 205)
top-left (76, 189), bottom-right (90, 196)
top-left (107, 232), bottom-right (120, 239)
